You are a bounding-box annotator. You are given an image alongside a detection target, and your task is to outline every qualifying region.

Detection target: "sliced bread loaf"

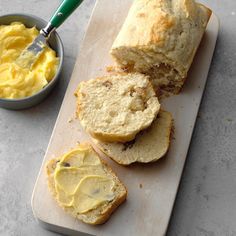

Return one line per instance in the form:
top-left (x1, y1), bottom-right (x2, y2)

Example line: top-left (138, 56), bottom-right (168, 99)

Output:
top-left (93, 110), bottom-right (173, 165)
top-left (75, 73), bottom-right (160, 142)
top-left (46, 143), bottom-right (127, 225)
top-left (110, 0), bottom-right (211, 96)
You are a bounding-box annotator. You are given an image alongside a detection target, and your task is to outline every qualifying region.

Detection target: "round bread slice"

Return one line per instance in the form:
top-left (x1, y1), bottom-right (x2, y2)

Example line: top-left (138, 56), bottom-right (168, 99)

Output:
top-left (75, 73), bottom-right (160, 143)
top-left (93, 110), bottom-right (173, 165)
top-left (46, 143), bottom-right (127, 225)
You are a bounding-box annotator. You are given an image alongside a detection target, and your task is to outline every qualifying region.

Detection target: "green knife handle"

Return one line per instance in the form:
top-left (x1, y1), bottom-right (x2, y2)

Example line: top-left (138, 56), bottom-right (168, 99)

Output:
top-left (50, 0), bottom-right (84, 29)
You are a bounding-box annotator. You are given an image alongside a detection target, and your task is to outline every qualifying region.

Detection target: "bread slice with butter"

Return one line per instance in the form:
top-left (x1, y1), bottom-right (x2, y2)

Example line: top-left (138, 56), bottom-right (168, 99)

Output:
top-left (46, 143), bottom-right (127, 225)
top-left (93, 110), bottom-right (173, 165)
top-left (110, 0), bottom-right (211, 97)
top-left (75, 72), bottom-right (160, 142)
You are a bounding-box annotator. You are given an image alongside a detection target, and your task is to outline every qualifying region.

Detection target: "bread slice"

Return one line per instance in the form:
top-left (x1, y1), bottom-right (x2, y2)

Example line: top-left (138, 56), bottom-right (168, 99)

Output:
top-left (93, 110), bottom-right (173, 165)
top-left (110, 0), bottom-right (212, 97)
top-left (46, 143), bottom-right (127, 225)
top-left (75, 72), bottom-right (160, 142)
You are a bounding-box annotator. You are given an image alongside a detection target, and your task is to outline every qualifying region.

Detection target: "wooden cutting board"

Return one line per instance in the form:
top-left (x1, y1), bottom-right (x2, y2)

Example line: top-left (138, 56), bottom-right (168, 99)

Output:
top-left (31, 1), bottom-right (219, 235)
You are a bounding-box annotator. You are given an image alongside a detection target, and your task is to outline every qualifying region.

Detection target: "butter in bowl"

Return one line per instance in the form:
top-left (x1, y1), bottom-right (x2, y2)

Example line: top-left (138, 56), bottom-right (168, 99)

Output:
top-left (0, 14), bottom-right (64, 110)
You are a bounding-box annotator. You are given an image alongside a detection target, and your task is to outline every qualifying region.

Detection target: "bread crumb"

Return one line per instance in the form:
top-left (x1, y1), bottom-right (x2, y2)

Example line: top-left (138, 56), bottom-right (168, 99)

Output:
top-left (68, 118), bottom-right (73, 123)
top-left (106, 65), bottom-right (125, 73)
top-left (137, 12), bottom-right (146, 17)
top-left (139, 183), bottom-right (143, 189)
top-left (106, 66), bottom-right (116, 72)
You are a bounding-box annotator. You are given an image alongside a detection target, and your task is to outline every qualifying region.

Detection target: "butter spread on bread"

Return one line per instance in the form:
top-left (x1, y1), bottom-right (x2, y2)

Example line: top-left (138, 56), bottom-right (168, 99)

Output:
top-left (111, 0), bottom-right (212, 96)
top-left (46, 143), bottom-right (127, 224)
top-left (75, 72), bottom-right (160, 142)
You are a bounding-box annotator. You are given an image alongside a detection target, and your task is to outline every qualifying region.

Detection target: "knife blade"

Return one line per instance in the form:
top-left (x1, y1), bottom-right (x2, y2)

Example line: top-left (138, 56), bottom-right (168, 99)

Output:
top-left (16, 34), bottom-right (47, 69)
top-left (15, 0), bottom-right (84, 69)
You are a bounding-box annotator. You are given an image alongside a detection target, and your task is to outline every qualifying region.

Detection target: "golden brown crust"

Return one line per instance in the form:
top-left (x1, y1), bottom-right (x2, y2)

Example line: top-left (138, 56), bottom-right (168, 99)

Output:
top-left (110, 0), bottom-right (212, 96)
top-left (198, 3), bottom-right (212, 21)
top-left (92, 189), bottom-right (127, 224)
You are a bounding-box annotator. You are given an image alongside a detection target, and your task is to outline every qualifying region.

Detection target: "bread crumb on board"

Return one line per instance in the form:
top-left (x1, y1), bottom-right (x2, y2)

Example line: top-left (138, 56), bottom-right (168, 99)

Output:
top-left (106, 65), bottom-right (129, 73)
top-left (68, 118), bottom-right (73, 123)
top-left (67, 115), bottom-right (78, 124)
top-left (106, 65), bottom-right (118, 72)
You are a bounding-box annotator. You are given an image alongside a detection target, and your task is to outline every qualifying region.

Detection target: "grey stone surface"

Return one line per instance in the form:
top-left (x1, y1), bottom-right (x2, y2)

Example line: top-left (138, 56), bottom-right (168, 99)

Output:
top-left (0, 0), bottom-right (235, 236)
top-left (0, 0), bottom-right (95, 236)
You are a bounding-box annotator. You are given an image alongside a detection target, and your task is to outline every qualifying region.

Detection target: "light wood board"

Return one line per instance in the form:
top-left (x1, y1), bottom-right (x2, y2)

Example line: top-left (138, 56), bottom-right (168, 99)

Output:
top-left (31, 1), bottom-right (219, 235)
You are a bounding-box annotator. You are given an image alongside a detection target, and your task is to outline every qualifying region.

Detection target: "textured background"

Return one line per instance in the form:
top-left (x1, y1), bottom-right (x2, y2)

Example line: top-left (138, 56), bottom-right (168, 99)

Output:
top-left (0, 0), bottom-right (235, 235)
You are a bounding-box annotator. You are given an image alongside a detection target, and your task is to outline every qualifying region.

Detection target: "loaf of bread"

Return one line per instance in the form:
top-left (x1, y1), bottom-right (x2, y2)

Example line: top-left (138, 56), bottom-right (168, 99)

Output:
top-left (93, 110), bottom-right (173, 165)
top-left (111, 0), bottom-right (212, 96)
top-left (75, 72), bottom-right (160, 142)
top-left (46, 143), bottom-right (127, 225)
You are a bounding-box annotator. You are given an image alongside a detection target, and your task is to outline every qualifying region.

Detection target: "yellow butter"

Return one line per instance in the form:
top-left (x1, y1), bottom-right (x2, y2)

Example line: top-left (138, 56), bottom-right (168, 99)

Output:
top-left (55, 167), bottom-right (86, 195)
top-left (72, 175), bottom-right (115, 214)
top-left (0, 22), bottom-right (58, 99)
top-left (55, 184), bottom-right (73, 207)
top-left (54, 145), bottom-right (115, 212)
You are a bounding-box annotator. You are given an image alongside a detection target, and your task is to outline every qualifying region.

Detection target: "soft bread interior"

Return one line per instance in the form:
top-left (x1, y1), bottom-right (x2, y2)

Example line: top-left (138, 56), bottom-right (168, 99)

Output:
top-left (76, 73), bottom-right (160, 142)
top-left (111, 48), bottom-right (183, 96)
top-left (93, 110), bottom-right (173, 165)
